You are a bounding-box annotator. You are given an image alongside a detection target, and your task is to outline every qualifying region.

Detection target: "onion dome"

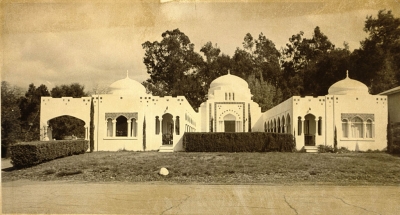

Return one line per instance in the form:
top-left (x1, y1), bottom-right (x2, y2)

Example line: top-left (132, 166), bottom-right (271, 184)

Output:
top-left (328, 71), bottom-right (369, 95)
top-left (209, 71), bottom-right (248, 90)
top-left (109, 71), bottom-right (146, 95)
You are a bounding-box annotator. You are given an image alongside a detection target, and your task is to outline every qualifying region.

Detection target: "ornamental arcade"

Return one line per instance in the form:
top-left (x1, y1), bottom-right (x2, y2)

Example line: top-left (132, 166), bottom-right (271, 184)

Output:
top-left (40, 71), bottom-right (388, 152)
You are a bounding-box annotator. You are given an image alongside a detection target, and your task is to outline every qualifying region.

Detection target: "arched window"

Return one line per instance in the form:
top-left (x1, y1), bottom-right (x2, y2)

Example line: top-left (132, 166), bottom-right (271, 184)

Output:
top-left (155, 116), bottom-right (160, 135)
top-left (131, 118), bottom-right (137, 137)
top-left (229, 93), bottom-right (231, 100)
top-left (264, 122), bottom-right (267, 132)
top-left (278, 117), bottom-right (282, 133)
top-left (116, 116), bottom-right (128, 137)
top-left (298, 117), bottom-right (302, 136)
top-left (175, 116), bottom-right (180, 135)
top-left (342, 119), bottom-right (348, 138)
top-left (233, 93), bottom-right (235, 101)
top-left (286, 114), bottom-right (291, 134)
top-left (225, 93), bottom-right (227, 100)
top-left (351, 117), bottom-right (363, 138)
top-left (366, 119), bottom-right (373, 138)
top-left (318, 117), bottom-right (322, 136)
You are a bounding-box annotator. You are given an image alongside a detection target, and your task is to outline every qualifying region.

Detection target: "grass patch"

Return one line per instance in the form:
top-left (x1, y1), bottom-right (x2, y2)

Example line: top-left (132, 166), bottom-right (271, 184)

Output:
top-left (2, 151), bottom-right (400, 185)
top-left (55, 170), bottom-right (83, 177)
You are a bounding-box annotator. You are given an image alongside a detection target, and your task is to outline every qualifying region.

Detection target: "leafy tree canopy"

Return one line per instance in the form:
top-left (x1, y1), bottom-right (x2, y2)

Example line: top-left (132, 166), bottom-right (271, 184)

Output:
top-left (1, 81), bottom-right (23, 157)
top-left (51, 83), bottom-right (88, 98)
top-left (350, 9), bottom-right (400, 94)
top-left (142, 29), bottom-right (206, 109)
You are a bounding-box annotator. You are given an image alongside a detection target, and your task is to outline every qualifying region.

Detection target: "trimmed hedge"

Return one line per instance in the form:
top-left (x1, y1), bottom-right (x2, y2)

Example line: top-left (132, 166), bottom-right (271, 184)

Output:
top-left (183, 132), bottom-right (295, 152)
top-left (10, 140), bottom-right (88, 167)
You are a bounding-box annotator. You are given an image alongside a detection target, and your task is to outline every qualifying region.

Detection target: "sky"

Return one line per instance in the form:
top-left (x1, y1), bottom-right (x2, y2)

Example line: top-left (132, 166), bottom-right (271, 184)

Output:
top-left (2, 0), bottom-right (400, 93)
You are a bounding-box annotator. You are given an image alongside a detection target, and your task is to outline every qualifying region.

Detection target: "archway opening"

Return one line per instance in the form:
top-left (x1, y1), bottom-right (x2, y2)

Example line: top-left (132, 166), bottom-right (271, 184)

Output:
top-left (304, 114), bottom-right (316, 146)
top-left (116, 116), bottom-right (128, 137)
top-left (223, 114), bottom-right (236, 132)
top-left (48, 115), bottom-right (85, 140)
top-left (162, 113), bottom-right (174, 145)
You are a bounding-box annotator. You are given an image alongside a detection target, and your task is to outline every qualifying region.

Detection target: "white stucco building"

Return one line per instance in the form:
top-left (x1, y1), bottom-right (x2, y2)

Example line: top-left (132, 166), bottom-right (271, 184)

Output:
top-left (40, 71), bottom-right (388, 152)
top-left (198, 72), bottom-right (261, 133)
top-left (253, 71), bottom-right (388, 152)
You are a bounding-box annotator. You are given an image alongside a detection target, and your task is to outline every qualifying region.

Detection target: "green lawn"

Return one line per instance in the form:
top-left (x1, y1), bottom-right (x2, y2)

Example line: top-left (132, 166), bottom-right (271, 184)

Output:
top-left (2, 151), bottom-right (400, 185)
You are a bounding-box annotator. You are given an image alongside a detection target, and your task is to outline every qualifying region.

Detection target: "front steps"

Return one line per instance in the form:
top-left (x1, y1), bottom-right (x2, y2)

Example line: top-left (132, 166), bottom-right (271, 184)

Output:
top-left (159, 145), bottom-right (174, 152)
top-left (304, 146), bottom-right (318, 153)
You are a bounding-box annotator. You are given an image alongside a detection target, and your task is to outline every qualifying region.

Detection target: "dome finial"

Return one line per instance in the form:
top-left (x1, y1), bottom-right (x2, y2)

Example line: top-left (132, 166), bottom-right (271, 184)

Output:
top-left (228, 69), bottom-right (231, 75)
top-left (346, 70), bottom-right (349, 78)
top-left (126, 70), bottom-right (129, 78)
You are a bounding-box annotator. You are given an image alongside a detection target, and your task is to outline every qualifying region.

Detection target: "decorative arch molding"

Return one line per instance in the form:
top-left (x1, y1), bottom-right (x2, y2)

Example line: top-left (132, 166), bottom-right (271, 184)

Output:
top-left (219, 111), bottom-right (241, 121)
top-left (105, 112), bottom-right (138, 120)
top-left (341, 113), bottom-right (374, 121)
top-left (45, 114), bottom-right (88, 126)
top-left (214, 102), bottom-right (245, 132)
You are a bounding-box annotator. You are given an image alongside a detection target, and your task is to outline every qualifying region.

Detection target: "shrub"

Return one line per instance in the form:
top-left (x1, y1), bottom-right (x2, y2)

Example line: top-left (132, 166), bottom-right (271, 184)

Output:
top-left (183, 132), bottom-right (295, 152)
top-left (318, 145), bottom-right (334, 153)
top-left (10, 140), bottom-right (88, 168)
top-left (337, 147), bottom-right (350, 153)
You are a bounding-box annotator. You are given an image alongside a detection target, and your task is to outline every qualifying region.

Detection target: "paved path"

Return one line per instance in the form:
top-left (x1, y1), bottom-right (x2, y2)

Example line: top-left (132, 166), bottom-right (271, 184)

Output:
top-left (2, 180), bottom-right (400, 214)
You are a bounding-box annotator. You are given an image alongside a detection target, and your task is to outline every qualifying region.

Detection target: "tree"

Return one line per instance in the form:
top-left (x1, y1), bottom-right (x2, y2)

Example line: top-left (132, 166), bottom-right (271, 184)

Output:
top-left (280, 27), bottom-right (337, 98)
top-left (51, 83), bottom-right (88, 98)
top-left (1, 81), bottom-right (23, 157)
top-left (142, 29), bottom-right (205, 108)
top-left (199, 42), bottom-right (230, 85)
top-left (19, 83), bottom-right (50, 141)
top-left (350, 10), bottom-right (400, 94)
top-left (89, 97), bottom-right (94, 152)
top-left (232, 33), bottom-right (282, 111)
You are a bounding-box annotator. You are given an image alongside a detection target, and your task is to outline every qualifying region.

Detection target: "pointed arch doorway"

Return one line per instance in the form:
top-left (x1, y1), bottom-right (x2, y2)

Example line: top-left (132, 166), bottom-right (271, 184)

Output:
top-left (224, 114), bottom-right (236, 132)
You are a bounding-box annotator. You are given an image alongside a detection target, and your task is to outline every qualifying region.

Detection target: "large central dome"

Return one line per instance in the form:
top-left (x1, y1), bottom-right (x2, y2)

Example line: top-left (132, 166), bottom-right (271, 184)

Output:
top-left (210, 72), bottom-right (248, 89)
top-left (328, 71), bottom-right (369, 95)
top-left (109, 72), bottom-right (146, 96)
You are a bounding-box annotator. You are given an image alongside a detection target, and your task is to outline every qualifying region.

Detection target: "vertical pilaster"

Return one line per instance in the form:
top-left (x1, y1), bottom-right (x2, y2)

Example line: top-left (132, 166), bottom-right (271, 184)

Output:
top-left (127, 119), bottom-right (131, 137)
top-left (112, 120), bottom-right (117, 137)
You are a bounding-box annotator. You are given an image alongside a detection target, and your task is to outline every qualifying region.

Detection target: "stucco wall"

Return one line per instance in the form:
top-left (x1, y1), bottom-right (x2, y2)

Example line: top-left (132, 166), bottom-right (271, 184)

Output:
top-left (387, 93), bottom-right (400, 123)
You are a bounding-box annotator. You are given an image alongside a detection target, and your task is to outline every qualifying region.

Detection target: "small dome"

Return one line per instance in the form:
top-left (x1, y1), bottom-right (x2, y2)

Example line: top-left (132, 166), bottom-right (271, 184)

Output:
top-left (109, 73), bottom-right (146, 96)
top-left (328, 71), bottom-right (369, 95)
top-left (210, 72), bottom-right (248, 89)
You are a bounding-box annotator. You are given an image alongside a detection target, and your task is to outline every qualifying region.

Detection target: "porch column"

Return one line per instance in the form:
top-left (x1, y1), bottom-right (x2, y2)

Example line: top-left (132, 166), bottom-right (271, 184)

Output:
top-left (43, 125), bottom-right (50, 141)
top-left (127, 119), bottom-right (131, 137)
top-left (363, 121), bottom-right (367, 138)
top-left (347, 121), bottom-right (351, 138)
top-left (112, 120), bottom-right (117, 137)
top-left (85, 126), bottom-right (89, 140)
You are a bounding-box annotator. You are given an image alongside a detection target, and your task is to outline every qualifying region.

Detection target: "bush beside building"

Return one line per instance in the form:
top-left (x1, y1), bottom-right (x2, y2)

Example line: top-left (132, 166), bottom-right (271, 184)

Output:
top-left (10, 140), bottom-right (88, 167)
top-left (183, 132), bottom-right (295, 152)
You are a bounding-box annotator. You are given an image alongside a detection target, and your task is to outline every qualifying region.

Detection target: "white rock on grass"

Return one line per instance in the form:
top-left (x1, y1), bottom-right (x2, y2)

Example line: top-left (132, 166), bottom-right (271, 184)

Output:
top-left (159, 167), bottom-right (169, 176)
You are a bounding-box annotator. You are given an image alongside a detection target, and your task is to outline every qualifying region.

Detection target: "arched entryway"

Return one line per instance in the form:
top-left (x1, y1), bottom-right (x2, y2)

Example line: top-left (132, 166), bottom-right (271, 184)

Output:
top-left (224, 114), bottom-right (236, 132)
top-left (48, 115), bottom-right (86, 140)
top-left (304, 114), bottom-right (316, 146)
top-left (162, 113), bottom-right (174, 145)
